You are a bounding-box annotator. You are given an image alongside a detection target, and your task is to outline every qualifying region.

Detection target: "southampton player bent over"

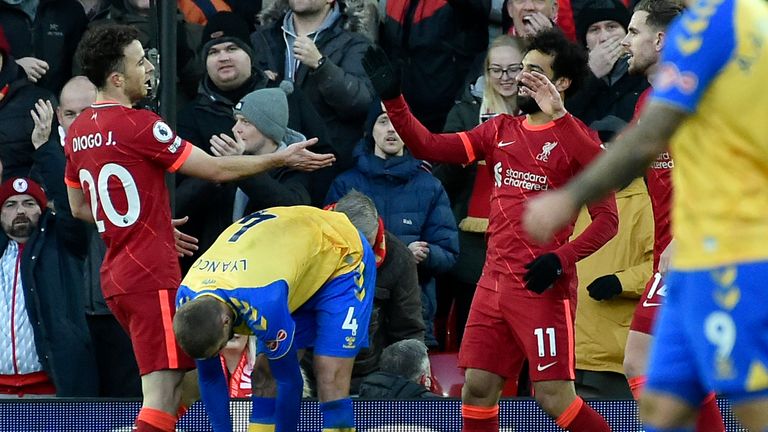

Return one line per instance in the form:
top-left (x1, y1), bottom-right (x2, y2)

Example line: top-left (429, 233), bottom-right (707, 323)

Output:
top-left (174, 195), bottom-right (379, 432)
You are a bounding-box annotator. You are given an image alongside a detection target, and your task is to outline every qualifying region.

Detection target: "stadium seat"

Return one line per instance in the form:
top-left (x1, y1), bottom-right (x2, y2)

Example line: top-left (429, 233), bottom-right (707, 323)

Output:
top-left (428, 352), bottom-right (464, 397)
top-left (429, 352), bottom-right (521, 398)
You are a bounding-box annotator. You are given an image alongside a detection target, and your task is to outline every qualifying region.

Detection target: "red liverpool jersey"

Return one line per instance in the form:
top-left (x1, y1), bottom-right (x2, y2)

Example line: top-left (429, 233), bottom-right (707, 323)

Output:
top-left (384, 96), bottom-right (618, 294)
top-left (64, 102), bottom-right (192, 298)
top-left (635, 88), bottom-right (674, 271)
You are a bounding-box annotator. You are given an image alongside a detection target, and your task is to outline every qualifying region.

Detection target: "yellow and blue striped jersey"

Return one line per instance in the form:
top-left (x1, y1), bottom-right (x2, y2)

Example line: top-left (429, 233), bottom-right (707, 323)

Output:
top-left (650, 0), bottom-right (768, 269)
top-left (176, 206), bottom-right (365, 359)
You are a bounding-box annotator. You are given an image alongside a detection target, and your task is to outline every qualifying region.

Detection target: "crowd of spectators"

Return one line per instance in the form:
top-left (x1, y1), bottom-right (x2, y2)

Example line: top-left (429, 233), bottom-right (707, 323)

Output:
top-left (0, 0), bottom-right (669, 416)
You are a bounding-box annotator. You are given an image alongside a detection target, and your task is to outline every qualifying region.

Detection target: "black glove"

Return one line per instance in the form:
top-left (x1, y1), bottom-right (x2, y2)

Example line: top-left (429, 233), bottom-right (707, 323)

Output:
top-left (523, 253), bottom-right (563, 294)
top-left (361, 45), bottom-right (402, 100)
top-left (586, 274), bottom-right (622, 300)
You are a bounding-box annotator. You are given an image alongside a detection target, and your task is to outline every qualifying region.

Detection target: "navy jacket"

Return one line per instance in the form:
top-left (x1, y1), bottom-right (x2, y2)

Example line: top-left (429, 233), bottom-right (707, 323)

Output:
top-left (326, 144), bottom-right (459, 276)
top-left (0, 141), bottom-right (98, 396)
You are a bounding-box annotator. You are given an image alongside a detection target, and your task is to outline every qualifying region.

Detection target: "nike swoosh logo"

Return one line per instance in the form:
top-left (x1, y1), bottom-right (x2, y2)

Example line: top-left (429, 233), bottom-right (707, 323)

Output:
top-left (642, 300), bottom-right (662, 307)
top-left (498, 140), bottom-right (515, 148)
top-left (537, 361), bottom-right (557, 372)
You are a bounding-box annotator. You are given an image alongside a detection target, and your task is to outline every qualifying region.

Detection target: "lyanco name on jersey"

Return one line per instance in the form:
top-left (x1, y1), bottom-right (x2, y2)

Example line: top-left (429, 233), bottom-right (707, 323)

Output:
top-left (71, 131), bottom-right (116, 153)
top-left (191, 258), bottom-right (248, 273)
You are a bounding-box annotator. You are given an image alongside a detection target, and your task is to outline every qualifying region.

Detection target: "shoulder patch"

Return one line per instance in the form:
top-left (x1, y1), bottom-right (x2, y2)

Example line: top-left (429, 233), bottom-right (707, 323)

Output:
top-left (153, 121), bottom-right (174, 143)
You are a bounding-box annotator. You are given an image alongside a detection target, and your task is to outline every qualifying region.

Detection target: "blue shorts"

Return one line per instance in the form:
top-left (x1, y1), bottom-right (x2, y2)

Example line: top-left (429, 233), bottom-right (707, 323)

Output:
top-left (647, 261), bottom-right (768, 404)
top-left (291, 231), bottom-right (376, 358)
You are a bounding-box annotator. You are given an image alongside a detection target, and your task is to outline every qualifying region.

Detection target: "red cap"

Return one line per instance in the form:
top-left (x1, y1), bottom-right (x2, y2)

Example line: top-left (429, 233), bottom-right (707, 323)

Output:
top-left (0, 178), bottom-right (48, 210)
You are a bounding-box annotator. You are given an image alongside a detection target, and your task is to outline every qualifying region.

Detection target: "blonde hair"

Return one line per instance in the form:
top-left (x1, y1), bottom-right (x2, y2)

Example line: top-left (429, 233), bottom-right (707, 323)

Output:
top-left (480, 35), bottom-right (527, 121)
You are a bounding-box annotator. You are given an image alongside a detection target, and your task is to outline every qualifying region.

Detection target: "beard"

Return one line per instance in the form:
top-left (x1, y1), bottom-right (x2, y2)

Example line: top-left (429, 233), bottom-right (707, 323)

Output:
top-left (4, 216), bottom-right (35, 239)
top-left (516, 92), bottom-right (542, 115)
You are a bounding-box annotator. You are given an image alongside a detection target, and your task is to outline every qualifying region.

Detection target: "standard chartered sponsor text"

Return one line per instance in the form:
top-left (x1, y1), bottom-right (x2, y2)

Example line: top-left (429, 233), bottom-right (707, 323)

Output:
top-left (651, 152), bottom-right (674, 169)
top-left (505, 168), bottom-right (549, 191)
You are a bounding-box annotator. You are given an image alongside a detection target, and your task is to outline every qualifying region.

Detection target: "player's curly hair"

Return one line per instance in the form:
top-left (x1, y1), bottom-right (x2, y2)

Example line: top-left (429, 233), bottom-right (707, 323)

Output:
top-left (634, 0), bottom-right (685, 31)
top-left (525, 28), bottom-right (589, 98)
top-left (173, 297), bottom-right (226, 359)
top-left (76, 24), bottom-right (139, 89)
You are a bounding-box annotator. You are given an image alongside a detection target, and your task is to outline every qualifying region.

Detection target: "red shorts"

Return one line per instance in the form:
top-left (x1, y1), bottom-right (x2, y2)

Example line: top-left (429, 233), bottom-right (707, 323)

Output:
top-left (458, 281), bottom-right (577, 382)
top-left (630, 272), bottom-right (667, 334)
top-left (107, 289), bottom-right (195, 375)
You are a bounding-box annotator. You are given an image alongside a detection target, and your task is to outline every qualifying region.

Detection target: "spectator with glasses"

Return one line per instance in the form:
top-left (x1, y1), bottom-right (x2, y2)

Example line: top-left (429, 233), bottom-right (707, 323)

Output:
top-left (436, 35), bottom-right (526, 348)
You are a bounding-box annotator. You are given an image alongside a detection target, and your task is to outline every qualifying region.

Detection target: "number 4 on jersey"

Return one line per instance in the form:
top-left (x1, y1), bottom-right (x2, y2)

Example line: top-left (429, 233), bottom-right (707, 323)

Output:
top-left (342, 306), bottom-right (358, 336)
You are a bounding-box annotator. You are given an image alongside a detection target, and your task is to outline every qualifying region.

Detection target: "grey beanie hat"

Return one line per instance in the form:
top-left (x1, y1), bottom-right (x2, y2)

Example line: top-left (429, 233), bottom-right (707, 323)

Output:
top-left (233, 88), bottom-right (289, 143)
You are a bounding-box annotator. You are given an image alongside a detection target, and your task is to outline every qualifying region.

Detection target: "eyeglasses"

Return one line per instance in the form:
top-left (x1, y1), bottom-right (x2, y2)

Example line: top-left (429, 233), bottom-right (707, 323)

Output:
top-left (488, 65), bottom-right (523, 79)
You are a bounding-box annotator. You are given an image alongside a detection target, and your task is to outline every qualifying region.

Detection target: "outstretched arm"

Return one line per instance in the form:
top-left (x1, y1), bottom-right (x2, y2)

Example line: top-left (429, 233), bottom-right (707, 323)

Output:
top-left (363, 46), bottom-right (485, 165)
top-left (178, 138), bottom-right (335, 183)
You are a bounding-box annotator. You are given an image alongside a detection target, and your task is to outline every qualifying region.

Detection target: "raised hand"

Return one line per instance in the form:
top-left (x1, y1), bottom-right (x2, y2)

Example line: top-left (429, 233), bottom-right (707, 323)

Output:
top-left (520, 12), bottom-right (553, 37)
top-left (361, 45), bottom-right (401, 100)
top-left (518, 71), bottom-right (567, 119)
top-left (407, 241), bottom-right (430, 264)
top-left (210, 133), bottom-right (245, 156)
top-left (30, 99), bottom-right (54, 149)
top-left (588, 36), bottom-right (624, 78)
top-left (293, 36), bottom-right (324, 69)
top-left (279, 137), bottom-right (336, 171)
top-left (16, 57), bottom-right (49, 83)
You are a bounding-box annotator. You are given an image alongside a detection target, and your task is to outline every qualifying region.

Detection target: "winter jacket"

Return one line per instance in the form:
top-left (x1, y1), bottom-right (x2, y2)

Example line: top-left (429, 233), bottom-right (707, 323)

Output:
top-left (566, 57), bottom-right (649, 141)
top-left (252, 0), bottom-right (374, 171)
top-left (358, 371), bottom-right (440, 399)
top-left (379, 0), bottom-right (489, 132)
top-left (353, 232), bottom-right (424, 380)
top-left (0, 58), bottom-right (55, 180)
top-left (0, 0), bottom-right (88, 94)
top-left (0, 140), bottom-right (98, 396)
top-left (573, 178), bottom-right (653, 374)
top-left (176, 73), bottom-right (336, 205)
top-left (326, 144), bottom-right (459, 276)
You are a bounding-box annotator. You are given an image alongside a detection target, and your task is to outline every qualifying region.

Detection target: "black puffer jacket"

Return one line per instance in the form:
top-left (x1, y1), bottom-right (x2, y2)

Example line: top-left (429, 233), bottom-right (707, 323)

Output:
top-left (0, 58), bottom-right (55, 180)
top-left (252, 0), bottom-right (374, 171)
top-left (379, 0), bottom-right (489, 132)
top-left (0, 0), bottom-right (88, 94)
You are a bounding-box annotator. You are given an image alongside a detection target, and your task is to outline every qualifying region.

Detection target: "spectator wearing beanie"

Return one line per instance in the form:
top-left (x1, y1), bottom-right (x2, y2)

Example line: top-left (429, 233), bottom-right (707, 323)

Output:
top-left (175, 84), bottom-right (314, 274)
top-left (0, 101), bottom-right (98, 397)
top-left (566, 0), bottom-right (648, 141)
top-left (177, 11), bottom-right (333, 208)
top-left (325, 100), bottom-right (459, 348)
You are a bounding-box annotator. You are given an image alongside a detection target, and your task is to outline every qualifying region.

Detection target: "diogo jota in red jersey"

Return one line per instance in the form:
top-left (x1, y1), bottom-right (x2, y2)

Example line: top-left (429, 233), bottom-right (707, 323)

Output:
top-left (65, 24), bottom-right (334, 432)
top-left (364, 29), bottom-right (618, 432)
